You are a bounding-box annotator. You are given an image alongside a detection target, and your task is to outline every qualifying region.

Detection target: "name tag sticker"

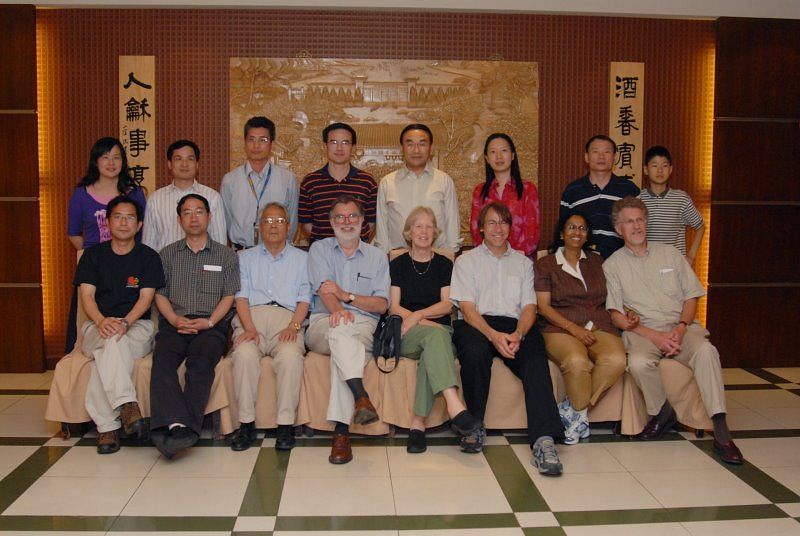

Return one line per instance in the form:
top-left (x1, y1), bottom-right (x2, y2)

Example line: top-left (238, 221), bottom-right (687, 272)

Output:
top-left (660, 268), bottom-right (674, 274)
top-left (204, 264), bottom-right (222, 272)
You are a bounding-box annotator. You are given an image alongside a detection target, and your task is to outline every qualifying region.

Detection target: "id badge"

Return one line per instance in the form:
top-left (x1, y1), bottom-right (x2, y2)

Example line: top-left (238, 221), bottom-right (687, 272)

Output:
top-left (253, 223), bottom-right (259, 246)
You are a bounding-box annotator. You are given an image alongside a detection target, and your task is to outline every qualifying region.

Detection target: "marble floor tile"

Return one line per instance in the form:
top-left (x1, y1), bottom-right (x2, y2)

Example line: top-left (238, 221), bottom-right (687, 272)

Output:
top-left (387, 445), bottom-right (494, 477)
top-left (722, 368), bottom-right (771, 385)
top-left (4, 475), bottom-right (143, 516)
top-left (527, 471), bottom-right (662, 511)
top-left (122, 475), bottom-right (250, 516)
top-left (633, 468), bottom-right (769, 508)
top-left (0, 413), bottom-right (59, 437)
top-left (392, 475), bottom-right (512, 515)
top-left (726, 390), bottom-right (800, 410)
top-left (286, 445), bottom-right (389, 478)
top-left (735, 438), bottom-right (800, 468)
top-left (44, 445), bottom-right (159, 478)
top-left (681, 518), bottom-right (800, 535)
top-left (148, 445), bottom-right (259, 478)
top-left (604, 441), bottom-right (720, 472)
top-left (764, 368), bottom-right (800, 384)
top-left (564, 523), bottom-right (691, 535)
top-left (0, 445), bottom-right (38, 479)
top-left (279, 476), bottom-right (395, 516)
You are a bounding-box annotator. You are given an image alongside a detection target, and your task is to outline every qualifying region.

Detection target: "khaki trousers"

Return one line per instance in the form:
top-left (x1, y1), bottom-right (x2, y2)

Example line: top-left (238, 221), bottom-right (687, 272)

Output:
top-left (400, 324), bottom-right (459, 418)
top-left (81, 319), bottom-right (154, 433)
top-left (231, 305), bottom-right (306, 425)
top-left (624, 323), bottom-right (726, 417)
top-left (305, 312), bottom-right (377, 425)
top-left (543, 330), bottom-right (626, 411)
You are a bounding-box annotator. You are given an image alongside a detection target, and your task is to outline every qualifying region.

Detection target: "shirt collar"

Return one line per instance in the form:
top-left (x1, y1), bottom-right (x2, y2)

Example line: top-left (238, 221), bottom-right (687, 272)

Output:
top-left (646, 186), bottom-right (670, 198)
top-left (622, 242), bottom-right (650, 257)
top-left (177, 237), bottom-right (211, 253)
top-left (398, 163), bottom-right (433, 181)
top-left (554, 247), bottom-right (587, 265)
top-left (169, 180), bottom-right (199, 193)
top-left (244, 161), bottom-right (270, 181)
top-left (334, 239), bottom-right (366, 258)
top-left (478, 241), bottom-right (512, 258)
top-left (322, 163), bottom-right (358, 182)
top-left (259, 241), bottom-right (289, 260)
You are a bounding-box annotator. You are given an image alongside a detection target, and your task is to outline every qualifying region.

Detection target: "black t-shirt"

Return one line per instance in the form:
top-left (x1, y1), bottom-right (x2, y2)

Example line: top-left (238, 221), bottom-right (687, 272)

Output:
top-left (389, 252), bottom-right (453, 326)
top-left (74, 241), bottom-right (165, 318)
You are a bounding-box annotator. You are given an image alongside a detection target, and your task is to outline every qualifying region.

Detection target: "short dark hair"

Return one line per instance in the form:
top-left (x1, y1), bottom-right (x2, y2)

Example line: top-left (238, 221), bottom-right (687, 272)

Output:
top-left (176, 193), bottom-right (210, 215)
top-left (477, 201), bottom-right (512, 232)
top-left (585, 134), bottom-right (617, 154)
top-left (107, 195), bottom-right (143, 222)
top-left (328, 194), bottom-right (364, 219)
top-left (167, 139), bottom-right (200, 160)
top-left (244, 116), bottom-right (276, 140)
top-left (323, 122), bottom-right (357, 145)
top-left (400, 123), bottom-right (433, 145)
top-left (644, 145), bottom-right (672, 165)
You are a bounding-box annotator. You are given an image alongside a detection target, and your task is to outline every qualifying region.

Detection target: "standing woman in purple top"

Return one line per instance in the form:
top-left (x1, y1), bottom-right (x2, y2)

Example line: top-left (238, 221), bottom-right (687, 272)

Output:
top-left (65, 137), bottom-right (147, 352)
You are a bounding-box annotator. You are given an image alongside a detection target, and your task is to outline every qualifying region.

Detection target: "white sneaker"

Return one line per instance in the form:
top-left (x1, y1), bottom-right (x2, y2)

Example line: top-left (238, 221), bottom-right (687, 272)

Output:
top-left (532, 436), bottom-right (563, 476)
top-left (558, 397), bottom-right (577, 429)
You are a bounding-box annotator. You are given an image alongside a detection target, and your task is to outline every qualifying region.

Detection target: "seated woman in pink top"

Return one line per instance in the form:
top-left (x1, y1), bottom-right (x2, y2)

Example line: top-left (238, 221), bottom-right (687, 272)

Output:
top-left (470, 133), bottom-right (540, 258)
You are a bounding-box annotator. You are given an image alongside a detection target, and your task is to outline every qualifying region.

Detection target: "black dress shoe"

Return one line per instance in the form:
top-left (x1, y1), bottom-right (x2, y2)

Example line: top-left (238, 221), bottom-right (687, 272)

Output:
top-left (152, 429), bottom-right (174, 459)
top-left (231, 422), bottom-right (257, 451)
top-left (638, 412), bottom-right (677, 441)
top-left (713, 439), bottom-right (744, 465)
top-left (275, 424), bottom-right (295, 451)
top-left (165, 426), bottom-right (199, 453)
top-left (406, 429), bottom-right (427, 454)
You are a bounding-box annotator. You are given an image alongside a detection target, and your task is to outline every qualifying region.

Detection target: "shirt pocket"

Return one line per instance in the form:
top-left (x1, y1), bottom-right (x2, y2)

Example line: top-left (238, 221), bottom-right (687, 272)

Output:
top-left (354, 270), bottom-right (377, 296)
top-left (200, 270), bottom-right (224, 298)
top-left (658, 268), bottom-right (682, 299)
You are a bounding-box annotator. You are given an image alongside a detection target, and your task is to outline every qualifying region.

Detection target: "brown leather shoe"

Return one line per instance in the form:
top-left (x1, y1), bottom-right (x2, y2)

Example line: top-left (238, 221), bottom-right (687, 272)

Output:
top-left (713, 439), bottom-right (744, 465)
top-left (638, 412), bottom-right (677, 441)
top-left (97, 430), bottom-right (120, 454)
top-left (353, 396), bottom-right (379, 425)
top-left (329, 433), bottom-right (353, 464)
top-left (119, 401), bottom-right (146, 437)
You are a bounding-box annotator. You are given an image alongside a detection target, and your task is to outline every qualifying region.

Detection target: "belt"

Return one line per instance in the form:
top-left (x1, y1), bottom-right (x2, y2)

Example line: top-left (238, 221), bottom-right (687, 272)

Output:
top-left (262, 301), bottom-right (286, 309)
top-left (232, 243), bottom-right (254, 251)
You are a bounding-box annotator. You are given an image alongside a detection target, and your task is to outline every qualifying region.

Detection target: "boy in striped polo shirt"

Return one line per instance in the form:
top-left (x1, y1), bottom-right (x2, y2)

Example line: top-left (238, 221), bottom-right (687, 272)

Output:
top-left (638, 146), bottom-right (705, 266)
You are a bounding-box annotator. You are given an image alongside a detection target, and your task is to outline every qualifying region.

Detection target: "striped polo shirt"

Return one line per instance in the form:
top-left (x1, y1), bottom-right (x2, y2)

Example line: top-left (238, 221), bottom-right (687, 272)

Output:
top-left (559, 174), bottom-right (640, 259)
top-left (299, 164), bottom-right (377, 243)
top-left (638, 187), bottom-right (703, 255)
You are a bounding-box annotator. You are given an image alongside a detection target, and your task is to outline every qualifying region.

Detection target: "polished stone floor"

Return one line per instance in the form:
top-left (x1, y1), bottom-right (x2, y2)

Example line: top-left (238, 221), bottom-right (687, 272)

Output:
top-left (1, 367), bottom-right (800, 535)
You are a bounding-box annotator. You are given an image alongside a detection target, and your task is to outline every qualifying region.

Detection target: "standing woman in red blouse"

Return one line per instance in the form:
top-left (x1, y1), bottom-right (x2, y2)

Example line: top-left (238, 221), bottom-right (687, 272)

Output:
top-left (470, 133), bottom-right (540, 258)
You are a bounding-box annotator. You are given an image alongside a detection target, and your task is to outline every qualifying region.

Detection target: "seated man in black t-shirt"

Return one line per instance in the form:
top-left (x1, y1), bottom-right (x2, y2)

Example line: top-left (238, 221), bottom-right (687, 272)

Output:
top-left (74, 195), bottom-right (165, 454)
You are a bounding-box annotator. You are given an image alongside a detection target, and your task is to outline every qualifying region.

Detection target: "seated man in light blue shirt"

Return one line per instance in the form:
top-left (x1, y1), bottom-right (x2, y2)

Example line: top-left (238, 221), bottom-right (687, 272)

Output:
top-left (229, 202), bottom-right (310, 452)
top-left (306, 195), bottom-right (390, 465)
top-left (221, 116), bottom-right (299, 249)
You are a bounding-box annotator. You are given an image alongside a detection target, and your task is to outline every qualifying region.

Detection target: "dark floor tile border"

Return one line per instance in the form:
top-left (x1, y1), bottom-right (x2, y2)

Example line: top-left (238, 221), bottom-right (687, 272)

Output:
top-left (788, 389), bottom-right (800, 398)
top-left (744, 368), bottom-right (792, 384)
top-left (238, 448), bottom-right (291, 516)
top-left (506, 431), bottom-right (685, 445)
top-left (0, 389), bottom-right (50, 395)
top-left (109, 515), bottom-right (236, 531)
top-left (0, 515), bottom-right (115, 531)
top-left (0, 437), bottom-right (49, 446)
top-left (556, 504), bottom-right (788, 526)
top-left (0, 446), bottom-right (70, 513)
top-left (274, 515), bottom-right (397, 531)
top-left (484, 445), bottom-right (550, 512)
top-left (691, 440), bottom-right (800, 503)
top-left (724, 384), bottom-right (780, 391)
top-left (522, 528), bottom-right (567, 535)
top-left (232, 532), bottom-right (273, 536)
top-left (274, 513), bottom-right (518, 531)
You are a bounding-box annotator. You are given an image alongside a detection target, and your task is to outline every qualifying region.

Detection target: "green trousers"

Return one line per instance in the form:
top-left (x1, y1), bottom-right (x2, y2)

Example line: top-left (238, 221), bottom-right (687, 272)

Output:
top-left (400, 324), bottom-right (459, 417)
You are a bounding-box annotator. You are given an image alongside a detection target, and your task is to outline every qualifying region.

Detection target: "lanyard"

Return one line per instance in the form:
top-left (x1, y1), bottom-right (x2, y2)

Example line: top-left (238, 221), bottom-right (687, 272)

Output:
top-left (246, 163), bottom-right (272, 211)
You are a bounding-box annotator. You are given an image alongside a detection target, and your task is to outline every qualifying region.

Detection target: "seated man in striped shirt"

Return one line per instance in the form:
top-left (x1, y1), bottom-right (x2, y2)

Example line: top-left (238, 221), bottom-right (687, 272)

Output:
top-left (637, 146), bottom-right (705, 267)
top-left (299, 122), bottom-right (378, 245)
top-left (142, 140), bottom-right (227, 252)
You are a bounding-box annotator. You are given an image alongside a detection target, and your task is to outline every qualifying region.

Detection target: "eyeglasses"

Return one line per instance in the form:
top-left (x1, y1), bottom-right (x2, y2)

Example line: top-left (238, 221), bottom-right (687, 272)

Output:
top-left (566, 224), bottom-right (588, 232)
top-left (484, 220), bottom-right (511, 228)
top-left (181, 209), bottom-right (207, 217)
top-left (246, 136), bottom-right (271, 144)
top-left (332, 213), bottom-right (362, 223)
top-left (262, 217), bottom-right (287, 225)
top-left (327, 140), bottom-right (352, 147)
top-left (110, 214), bottom-right (137, 223)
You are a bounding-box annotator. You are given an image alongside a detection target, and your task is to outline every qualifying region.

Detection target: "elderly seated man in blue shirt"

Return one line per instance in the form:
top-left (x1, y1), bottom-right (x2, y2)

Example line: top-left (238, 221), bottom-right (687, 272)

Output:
top-left (228, 202), bottom-right (311, 452)
top-left (306, 194), bottom-right (390, 465)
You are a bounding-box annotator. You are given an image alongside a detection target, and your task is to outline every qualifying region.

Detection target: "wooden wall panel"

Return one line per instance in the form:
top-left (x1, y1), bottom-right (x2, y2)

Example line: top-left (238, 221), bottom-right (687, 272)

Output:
top-left (710, 18), bottom-right (800, 367)
top-left (0, 115), bottom-right (38, 197)
top-left (0, 5), bottom-right (36, 109)
top-left (707, 287), bottom-right (799, 368)
top-left (36, 10), bottom-right (716, 357)
top-left (0, 288), bottom-right (45, 372)
top-left (709, 205), bottom-right (800, 284)
top-left (0, 202), bottom-right (41, 283)
top-left (712, 122), bottom-right (800, 202)
top-left (715, 18), bottom-right (800, 119)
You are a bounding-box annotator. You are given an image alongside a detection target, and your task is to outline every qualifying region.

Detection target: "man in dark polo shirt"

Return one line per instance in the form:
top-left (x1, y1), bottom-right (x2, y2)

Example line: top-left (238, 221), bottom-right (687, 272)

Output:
top-left (559, 135), bottom-right (640, 259)
top-left (75, 195), bottom-right (164, 454)
top-left (298, 122), bottom-right (377, 244)
top-left (151, 193), bottom-right (240, 458)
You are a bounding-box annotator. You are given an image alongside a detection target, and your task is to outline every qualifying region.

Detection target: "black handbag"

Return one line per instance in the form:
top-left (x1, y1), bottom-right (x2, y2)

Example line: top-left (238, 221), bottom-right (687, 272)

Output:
top-left (372, 314), bottom-right (403, 373)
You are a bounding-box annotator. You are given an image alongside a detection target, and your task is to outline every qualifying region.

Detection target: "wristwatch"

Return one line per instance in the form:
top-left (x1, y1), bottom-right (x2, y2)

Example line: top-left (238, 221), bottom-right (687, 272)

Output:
top-left (345, 293), bottom-right (356, 304)
top-left (120, 318), bottom-right (130, 330)
top-left (291, 321), bottom-right (301, 332)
